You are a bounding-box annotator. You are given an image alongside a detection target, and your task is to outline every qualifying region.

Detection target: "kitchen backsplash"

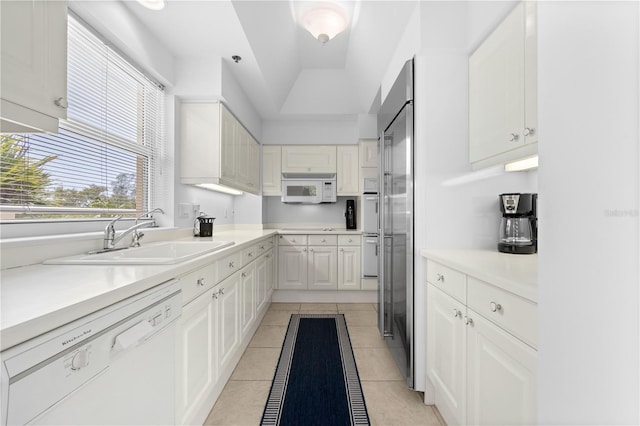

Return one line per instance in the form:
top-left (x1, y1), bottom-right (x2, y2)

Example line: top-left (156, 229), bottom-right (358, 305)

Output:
top-left (262, 196), bottom-right (357, 228)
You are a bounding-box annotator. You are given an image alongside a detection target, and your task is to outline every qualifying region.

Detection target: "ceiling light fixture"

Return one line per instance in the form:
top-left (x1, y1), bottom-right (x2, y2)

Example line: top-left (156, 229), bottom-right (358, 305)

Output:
top-left (300, 2), bottom-right (349, 44)
top-left (137, 0), bottom-right (165, 11)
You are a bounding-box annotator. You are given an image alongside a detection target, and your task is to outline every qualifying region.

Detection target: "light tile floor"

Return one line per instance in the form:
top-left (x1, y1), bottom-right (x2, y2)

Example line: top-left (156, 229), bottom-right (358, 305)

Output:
top-left (204, 303), bottom-right (443, 426)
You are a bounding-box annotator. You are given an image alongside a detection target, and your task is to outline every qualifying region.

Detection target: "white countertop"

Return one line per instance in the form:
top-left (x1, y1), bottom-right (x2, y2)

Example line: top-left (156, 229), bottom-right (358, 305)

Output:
top-left (271, 228), bottom-right (362, 235)
top-left (0, 229), bottom-right (277, 351)
top-left (420, 249), bottom-right (538, 302)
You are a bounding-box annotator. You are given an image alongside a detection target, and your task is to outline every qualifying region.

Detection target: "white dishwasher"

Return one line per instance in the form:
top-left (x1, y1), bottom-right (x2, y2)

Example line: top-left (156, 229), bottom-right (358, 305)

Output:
top-left (1, 279), bottom-right (182, 426)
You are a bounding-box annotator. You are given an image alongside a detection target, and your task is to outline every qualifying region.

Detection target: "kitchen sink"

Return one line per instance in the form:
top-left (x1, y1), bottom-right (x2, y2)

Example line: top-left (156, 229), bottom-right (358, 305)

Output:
top-left (44, 240), bottom-right (235, 265)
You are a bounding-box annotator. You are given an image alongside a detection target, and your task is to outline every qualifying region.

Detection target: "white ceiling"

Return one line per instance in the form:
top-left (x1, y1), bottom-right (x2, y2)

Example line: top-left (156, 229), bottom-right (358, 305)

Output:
top-left (121, 0), bottom-right (419, 120)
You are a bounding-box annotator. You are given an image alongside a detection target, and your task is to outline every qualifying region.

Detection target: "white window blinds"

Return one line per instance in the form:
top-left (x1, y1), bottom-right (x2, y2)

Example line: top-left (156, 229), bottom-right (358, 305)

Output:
top-left (0, 14), bottom-right (164, 220)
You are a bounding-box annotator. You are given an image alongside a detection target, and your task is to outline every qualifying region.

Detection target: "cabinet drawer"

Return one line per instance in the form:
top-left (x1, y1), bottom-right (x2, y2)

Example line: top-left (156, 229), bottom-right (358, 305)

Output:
top-left (180, 264), bottom-right (216, 305)
top-left (216, 250), bottom-right (241, 282)
top-left (308, 235), bottom-right (337, 246)
top-left (256, 237), bottom-right (274, 255)
top-left (242, 244), bottom-right (257, 264)
top-left (278, 234), bottom-right (308, 246)
top-left (338, 234), bottom-right (360, 246)
top-left (467, 277), bottom-right (537, 348)
top-left (426, 260), bottom-right (466, 303)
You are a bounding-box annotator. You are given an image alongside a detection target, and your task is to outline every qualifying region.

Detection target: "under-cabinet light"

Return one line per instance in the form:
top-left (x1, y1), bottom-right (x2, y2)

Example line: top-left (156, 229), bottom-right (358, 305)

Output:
top-left (137, 0), bottom-right (165, 11)
top-left (195, 184), bottom-right (244, 196)
top-left (504, 155), bottom-right (539, 172)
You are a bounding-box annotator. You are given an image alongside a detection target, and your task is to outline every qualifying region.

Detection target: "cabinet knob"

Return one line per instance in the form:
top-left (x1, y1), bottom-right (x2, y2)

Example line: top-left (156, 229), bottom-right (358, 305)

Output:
top-left (260, 245), bottom-right (265, 250)
top-left (524, 127), bottom-right (535, 136)
top-left (197, 278), bottom-right (205, 287)
top-left (508, 133), bottom-right (520, 142)
top-left (309, 248), bottom-right (314, 252)
top-left (490, 301), bottom-right (502, 312)
top-left (229, 261), bottom-right (235, 268)
top-left (349, 238), bottom-right (353, 242)
top-left (436, 273), bottom-right (445, 282)
top-left (321, 239), bottom-right (326, 243)
top-left (340, 248), bottom-right (344, 252)
top-left (242, 272), bottom-right (246, 278)
top-left (464, 316), bottom-right (474, 326)
top-left (219, 288), bottom-right (225, 295)
top-left (54, 97), bottom-right (68, 109)
top-left (248, 252), bottom-right (253, 257)
top-left (453, 309), bottom-right (462, 318)
top-left (303, 248), bottom-right (307, 252)
top-left (212, 292), bottom-right (218, 300)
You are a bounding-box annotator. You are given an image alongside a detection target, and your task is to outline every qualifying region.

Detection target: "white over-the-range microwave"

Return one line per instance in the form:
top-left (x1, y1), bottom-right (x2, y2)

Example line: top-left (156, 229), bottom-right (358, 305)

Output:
top-left (281, 173), bottom-right (337, 204)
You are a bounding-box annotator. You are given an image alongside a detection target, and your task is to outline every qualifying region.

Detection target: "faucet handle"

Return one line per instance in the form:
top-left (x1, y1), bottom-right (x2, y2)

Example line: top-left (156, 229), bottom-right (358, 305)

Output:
top-left (130, 230), bottom-right (144, 247)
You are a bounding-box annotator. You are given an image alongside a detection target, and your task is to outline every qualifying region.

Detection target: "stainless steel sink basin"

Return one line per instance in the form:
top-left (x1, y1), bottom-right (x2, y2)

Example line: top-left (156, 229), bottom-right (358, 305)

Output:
top-left (44, 241), bottom-right (235, 265)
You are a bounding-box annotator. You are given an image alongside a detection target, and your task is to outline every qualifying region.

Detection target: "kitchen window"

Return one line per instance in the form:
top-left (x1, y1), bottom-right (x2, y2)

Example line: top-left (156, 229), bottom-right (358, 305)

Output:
top-left (0, 14), bottom-right (164, 230)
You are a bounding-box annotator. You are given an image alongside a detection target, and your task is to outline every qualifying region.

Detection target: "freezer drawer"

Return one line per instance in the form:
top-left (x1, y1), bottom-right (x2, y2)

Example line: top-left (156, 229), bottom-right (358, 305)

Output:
top-left (362, 235), bottom-right (378, 278)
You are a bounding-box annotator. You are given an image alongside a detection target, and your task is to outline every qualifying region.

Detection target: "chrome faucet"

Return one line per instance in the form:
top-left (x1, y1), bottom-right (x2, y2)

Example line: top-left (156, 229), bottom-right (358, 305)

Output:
top-left (103, 208), bottom-right (164, 250)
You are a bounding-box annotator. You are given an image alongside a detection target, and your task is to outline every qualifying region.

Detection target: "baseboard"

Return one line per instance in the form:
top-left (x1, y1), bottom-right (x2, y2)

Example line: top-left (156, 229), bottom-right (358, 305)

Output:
top-left (272, 290), bottom-right (377, 303)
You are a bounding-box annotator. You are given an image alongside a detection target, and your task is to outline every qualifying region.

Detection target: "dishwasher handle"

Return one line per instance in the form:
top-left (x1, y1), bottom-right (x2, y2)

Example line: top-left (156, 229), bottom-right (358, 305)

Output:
top-left (112, 321), bottom-right (154, 352)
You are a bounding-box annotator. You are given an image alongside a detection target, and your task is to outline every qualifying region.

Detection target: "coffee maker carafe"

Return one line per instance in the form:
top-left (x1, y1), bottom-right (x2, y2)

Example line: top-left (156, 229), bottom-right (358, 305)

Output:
top-left (498, 193), bottom-right (537, 254)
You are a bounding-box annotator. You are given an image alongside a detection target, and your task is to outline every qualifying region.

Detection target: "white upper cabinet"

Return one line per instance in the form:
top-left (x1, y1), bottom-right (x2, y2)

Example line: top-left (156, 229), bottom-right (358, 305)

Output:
top-left (281, 145), bottom-right (337, 173)
top-left (181, 102), bottom-right (259, 195)
top-left (337, 145), bottom-right (359, 195)
top-left (262, 145), bottom-right (282, 195)
top-left (469, 2), bottom-right (537, 170)
top-left (0, 0), bottom-right (67, 133)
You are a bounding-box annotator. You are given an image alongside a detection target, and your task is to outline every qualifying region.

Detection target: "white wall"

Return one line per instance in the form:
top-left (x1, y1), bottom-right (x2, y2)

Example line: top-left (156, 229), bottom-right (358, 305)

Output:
top-left (537, 2), bottom-right (639, 423)
top-left (262, 119), bottom-right (359, 145)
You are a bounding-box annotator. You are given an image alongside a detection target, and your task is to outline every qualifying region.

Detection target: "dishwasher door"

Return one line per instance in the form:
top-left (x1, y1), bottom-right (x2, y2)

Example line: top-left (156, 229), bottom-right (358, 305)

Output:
top-left (1, 280), bottom-right (182, 426)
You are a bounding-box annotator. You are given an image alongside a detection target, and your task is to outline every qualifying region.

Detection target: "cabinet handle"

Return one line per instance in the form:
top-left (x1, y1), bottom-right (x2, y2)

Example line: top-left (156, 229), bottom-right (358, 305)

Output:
top-left (212, 292), bottom-right (218, 300)
top-left (490, 301), bottom-right (502, 312)
top-left (321, 239), bottom-right (326, 243)
top-left (508, 133), bottom-right (520, 142)
top-left (453, 309), bottom-right (462, 318)
top-left (340, 248), bottom-right (344, 252)
top-left (197, 278), bottom-right (205, 287)
top-left (219, 288), bottom-right (225, 295)
top-left (349, 238), bottom-right (353, 243)
top-left (464, 316), bottom-right (473, 326)
top-left (260, 245), bottom-right (265, 249)
top-left (248, 252), bottom-right (253, 257)
top-left (54, 97), bottom-right (68, 109)
top-left (229, 261), bottom-right (235, 268)
top-left (436, 273), bottom-right (445, 282)
top-left (242, 272), bottom-right (246, 278)
top-left (309, 248), bottom-right (314, 252)
top-left (303, 248), bottom-right (307, 252)
top-left (524, 127), bottom-right (535, 136)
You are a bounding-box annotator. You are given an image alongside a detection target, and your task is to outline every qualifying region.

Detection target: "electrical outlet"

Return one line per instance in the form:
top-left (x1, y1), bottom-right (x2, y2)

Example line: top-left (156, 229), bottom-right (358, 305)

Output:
top-left (178, 203), bottom-right (190, 219)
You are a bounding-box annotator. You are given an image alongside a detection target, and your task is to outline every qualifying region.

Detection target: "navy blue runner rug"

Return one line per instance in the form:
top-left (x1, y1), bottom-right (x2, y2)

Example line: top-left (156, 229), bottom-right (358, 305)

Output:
top-left (261, 314), bottom-right (370, 426)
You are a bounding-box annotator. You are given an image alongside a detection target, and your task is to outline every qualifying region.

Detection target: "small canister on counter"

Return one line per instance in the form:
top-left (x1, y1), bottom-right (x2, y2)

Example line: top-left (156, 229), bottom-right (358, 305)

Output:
top-left (194, 213), bottom-right (215, 237)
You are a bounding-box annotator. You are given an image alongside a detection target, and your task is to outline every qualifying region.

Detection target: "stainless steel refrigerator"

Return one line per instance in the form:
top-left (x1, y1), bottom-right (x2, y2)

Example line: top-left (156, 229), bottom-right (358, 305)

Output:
top-left (377, 58), bottom-right (414, 388)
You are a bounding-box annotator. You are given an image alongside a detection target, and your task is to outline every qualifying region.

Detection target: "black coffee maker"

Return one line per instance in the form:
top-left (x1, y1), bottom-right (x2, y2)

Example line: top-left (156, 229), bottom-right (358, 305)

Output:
top-left (345, 200), bottom-right (357, 230)
top-left (498, 193), bottom-right (537, 254)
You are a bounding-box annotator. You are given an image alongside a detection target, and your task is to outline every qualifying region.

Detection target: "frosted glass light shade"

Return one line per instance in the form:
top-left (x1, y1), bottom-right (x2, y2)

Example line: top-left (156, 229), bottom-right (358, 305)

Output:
top-left (137, 0), bottom-right (165, 10)
top-left (301, 2), bottom-right (349, 44)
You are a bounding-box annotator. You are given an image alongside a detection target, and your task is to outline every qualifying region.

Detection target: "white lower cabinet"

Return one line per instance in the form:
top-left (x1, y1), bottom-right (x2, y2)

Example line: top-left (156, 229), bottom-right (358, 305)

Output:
top-left (278, 234), bottom-right (363, 291)
top-left (427, 284), bottom-right (466, 425)
top-left (176, 287), bottom-right (217, 426)
top-left (307, 246), bottom-right (337, 290)
top-left (466, 308), bottom-right (537, 426)
top-left (175, 237), bottom-right (275, 425)
top-left (426, 259), bottom-right (537, 426)
top-left (239, 263), bottom-right (256, 339)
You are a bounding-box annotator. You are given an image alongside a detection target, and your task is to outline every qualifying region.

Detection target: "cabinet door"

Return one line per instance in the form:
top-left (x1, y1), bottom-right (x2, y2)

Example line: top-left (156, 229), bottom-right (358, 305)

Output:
top-left (524, 1), bottom-right (538, 146)
top-left (216, 275), bottom-right (240, 372)
top-left (466, 308), bottom-right (537, 426)
top-left (469, 2), bottom-right (525, 164)
top-left (0, 0), bottom-right (67, 133)
top-left (359, 139), bottom-right (378, 168)
top-left (236, 125), bottom-right (251, 191)
top-left (281, 145), bottom-right (337, 173)
top-left (337, 145), bottom-right (360, 195)
top-left (308, 246), bottom-right (337, 290)
top-left (337, 246), bottom-right (361, 290)
top-left (262, 145), bottom-right (282, 195)
top-left (239, 264), bottom-right (256, 339)
top-left (426, 284), bottom-right (466, 426)
top-left (255, 255), bottom-right (268, 313)
top-left (220, 105), bottom-right (237, 182)
top-left (247, 136), bottom-right (260, 193)
top-left (176, 289), bottom-right (217, 425)
top-left (266, 249), bottom-right (276, 294)
top-left (278, 246), bottom-right (308, 290)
